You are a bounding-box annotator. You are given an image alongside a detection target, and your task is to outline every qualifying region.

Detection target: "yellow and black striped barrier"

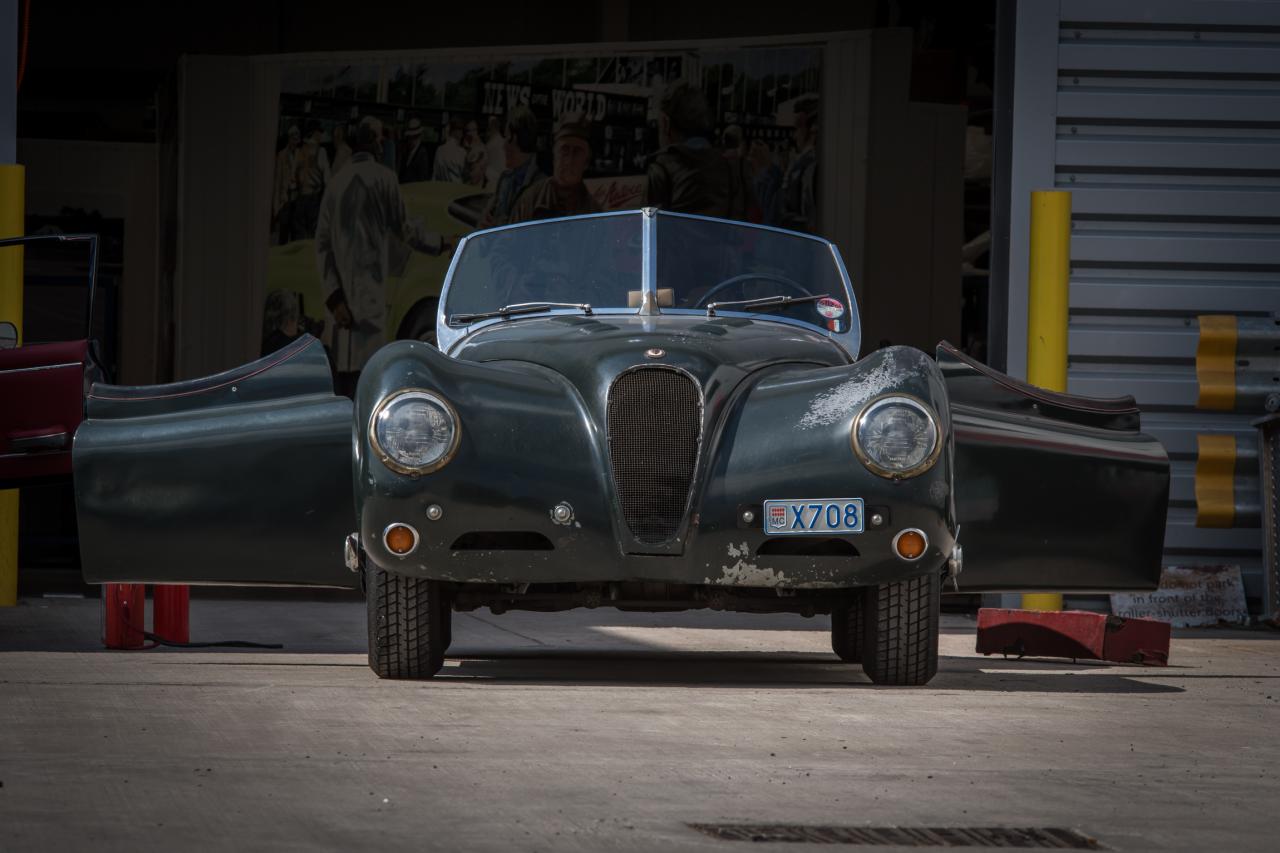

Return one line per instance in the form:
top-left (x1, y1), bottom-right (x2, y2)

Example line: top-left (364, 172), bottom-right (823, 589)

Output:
top-left (1195, 314), bottom-right (1280, 414)
top-left (1195, 315), bottom-right (1237, 411)
top-left (1194, 433), bottom-right (1260, 530)
top-left (1194, 314), bottom-right (1280, 620)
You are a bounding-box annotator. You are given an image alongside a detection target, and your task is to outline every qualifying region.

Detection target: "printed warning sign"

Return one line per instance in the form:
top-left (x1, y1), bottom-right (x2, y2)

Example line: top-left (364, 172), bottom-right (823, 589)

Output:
top-left (1110, 565), bottom-right (1249, 627)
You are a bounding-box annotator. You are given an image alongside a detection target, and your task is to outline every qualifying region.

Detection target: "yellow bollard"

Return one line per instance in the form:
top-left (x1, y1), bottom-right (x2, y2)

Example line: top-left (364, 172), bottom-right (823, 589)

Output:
top-left (1022, 190), bottom-right (1070, 613)
top-left (0, 165), bottom-right (25, 607)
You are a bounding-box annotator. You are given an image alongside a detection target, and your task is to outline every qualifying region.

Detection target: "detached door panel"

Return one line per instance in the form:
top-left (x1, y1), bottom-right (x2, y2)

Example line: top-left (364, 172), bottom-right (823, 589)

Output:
top-left (74, 335), bottom-right (358, 588)
top-left (940, 343), bottom-right (1170, 593)
top-left (0, 339), bottom-right (87, 487)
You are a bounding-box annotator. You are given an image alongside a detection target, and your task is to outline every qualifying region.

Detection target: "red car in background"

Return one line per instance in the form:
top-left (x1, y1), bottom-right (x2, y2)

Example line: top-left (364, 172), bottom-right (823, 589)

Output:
top-left (0, 234), bottom-right (105, 489)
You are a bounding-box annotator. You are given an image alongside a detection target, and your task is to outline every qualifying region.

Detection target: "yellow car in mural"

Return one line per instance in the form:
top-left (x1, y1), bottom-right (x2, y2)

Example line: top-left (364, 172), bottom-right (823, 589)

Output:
top-left (264, 181), bottom-right (486, 351)
top-left (263, 175), bottom-right (645, 358)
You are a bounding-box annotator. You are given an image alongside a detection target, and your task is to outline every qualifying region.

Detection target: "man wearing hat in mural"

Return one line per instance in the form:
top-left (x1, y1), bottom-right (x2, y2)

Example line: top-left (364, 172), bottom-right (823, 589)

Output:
top-left (507, 112), bottom-right (599, 223)
top-left (315, 115), bottom-right (456, 390)
top-left (644, 78), bottom-right (754, 221)
top-left (478, 105), bottom-right (544, 228)
top-left (398, 116), bottom-right (431, 183)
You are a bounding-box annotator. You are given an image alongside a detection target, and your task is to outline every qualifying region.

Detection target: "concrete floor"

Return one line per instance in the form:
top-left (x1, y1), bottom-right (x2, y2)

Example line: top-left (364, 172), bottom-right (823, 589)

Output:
top-left (1, 594), bottom-right (1277, 852)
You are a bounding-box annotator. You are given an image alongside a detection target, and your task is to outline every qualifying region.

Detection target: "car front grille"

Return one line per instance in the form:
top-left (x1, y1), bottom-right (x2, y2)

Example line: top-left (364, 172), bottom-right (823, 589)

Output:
top-left (607, 367), bottom-right (702, 545)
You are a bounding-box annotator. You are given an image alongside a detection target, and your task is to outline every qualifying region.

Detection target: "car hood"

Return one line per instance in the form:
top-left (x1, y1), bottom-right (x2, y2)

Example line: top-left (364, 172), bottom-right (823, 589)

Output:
top-left (449, 314), bottom-right (853, 399)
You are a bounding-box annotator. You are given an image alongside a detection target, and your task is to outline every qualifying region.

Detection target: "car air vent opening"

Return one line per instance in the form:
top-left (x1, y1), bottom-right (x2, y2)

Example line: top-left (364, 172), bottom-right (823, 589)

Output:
top-left (608, 367), bottom-right (702, 545)
top-left (756, 538), bottom-right (859, 557)
top-left (450, 531), bottom-right (555, 551)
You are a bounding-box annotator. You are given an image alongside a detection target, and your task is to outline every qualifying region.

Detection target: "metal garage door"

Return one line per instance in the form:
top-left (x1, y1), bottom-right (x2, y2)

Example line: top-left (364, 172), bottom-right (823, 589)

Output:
top-left (1000, 0), bottom-right (1280, 607)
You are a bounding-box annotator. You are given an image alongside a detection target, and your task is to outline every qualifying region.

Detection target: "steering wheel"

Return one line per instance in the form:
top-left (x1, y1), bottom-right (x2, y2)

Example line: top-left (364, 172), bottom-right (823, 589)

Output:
top-left (691, 272), bottom-right (815, 309)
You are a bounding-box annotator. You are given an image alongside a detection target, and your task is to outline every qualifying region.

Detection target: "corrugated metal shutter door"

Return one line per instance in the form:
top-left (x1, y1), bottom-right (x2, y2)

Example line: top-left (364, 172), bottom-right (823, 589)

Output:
top-left (1010, 0), bottom-right (1280, 604)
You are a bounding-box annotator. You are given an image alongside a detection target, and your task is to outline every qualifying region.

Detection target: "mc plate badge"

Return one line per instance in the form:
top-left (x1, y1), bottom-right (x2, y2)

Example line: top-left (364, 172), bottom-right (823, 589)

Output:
top-left (763, 499), bottom-right (865, 535)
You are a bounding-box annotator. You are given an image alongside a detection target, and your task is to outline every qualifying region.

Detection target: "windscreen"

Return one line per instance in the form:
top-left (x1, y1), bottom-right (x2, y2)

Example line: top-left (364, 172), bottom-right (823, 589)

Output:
top-left (656, 215), bottom-right (854, 334)
top-left (444, 214), bottom-right (642, 322)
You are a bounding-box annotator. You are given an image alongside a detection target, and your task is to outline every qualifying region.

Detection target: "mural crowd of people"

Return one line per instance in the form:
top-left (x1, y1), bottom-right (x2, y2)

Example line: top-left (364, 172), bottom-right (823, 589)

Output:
top-left (272, 78), bottom-right (819, 243)
top-left (265, 58), bottom-right (822, 382)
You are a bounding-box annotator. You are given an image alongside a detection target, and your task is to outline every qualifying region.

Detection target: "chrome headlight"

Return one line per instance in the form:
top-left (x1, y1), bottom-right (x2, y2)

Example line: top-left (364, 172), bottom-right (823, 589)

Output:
top-left (370, 390), bottom-right (460, 474)
top-left (852, 395), bottom-right (941, 479)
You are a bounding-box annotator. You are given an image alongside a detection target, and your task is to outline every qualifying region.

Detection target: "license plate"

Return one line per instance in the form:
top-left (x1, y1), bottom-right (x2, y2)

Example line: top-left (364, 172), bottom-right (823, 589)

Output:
top-left (763, 499), bottom-right (864, 535)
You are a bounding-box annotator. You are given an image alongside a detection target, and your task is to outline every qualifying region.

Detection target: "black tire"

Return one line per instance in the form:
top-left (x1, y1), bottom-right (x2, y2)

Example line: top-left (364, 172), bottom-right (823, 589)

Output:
top-left (366, 565), bottom-right (448, 679)
top-left (396, 297), bottom-right (440, 347)
top-left (830, 595), bottom-right (863, 662)
top-left (438, 587), bottom-right (453, 653)
top-left (860, 572), bottom-right (940, 686)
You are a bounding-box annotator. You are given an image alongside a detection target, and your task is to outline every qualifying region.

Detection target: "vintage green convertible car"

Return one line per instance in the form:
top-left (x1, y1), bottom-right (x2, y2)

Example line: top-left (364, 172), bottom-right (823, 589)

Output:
top-left (72, 209), bottom-right (1170, 685)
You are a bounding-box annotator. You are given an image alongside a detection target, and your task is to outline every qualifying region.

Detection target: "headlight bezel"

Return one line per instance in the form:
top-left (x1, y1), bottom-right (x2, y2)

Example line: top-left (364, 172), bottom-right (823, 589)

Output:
top-left (851, 393), bottom-right (942, 480)
top-left (369, 388), bottom-right (461, 475)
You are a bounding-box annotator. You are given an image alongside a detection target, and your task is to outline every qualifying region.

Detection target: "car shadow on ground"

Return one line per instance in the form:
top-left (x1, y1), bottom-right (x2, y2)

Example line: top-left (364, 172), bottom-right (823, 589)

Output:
top-left (436, 651), bottom-right (1187, 694)
top-left (7, 598), bottom-right (1264, 694)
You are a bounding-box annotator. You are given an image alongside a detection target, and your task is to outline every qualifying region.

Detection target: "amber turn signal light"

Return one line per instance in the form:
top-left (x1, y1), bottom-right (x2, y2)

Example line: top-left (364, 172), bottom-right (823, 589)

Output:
top-left (893, 529), bottom-right (927, 561)
top-left (384, 523), bottom-right (418, 556)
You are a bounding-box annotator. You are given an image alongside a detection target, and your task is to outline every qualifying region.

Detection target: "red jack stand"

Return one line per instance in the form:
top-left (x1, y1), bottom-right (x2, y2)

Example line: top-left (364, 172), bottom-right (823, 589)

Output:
top-left (976, 608), bottom-right (1171, 666)
top-left (153, 585), bottom-right (190, 644)
top-left (101, 584), bottom-right (190, 648)
top-left (102, 583), bottom-right (146, 649)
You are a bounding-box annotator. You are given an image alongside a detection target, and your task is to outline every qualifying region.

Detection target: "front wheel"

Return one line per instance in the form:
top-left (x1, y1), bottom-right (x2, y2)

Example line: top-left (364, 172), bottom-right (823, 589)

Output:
top-left (860, 572), bottom-right (940, 686)
top-left (366, 565), bottom-right (449, 679)
top-left (830, 595), bottom-right (863, 662)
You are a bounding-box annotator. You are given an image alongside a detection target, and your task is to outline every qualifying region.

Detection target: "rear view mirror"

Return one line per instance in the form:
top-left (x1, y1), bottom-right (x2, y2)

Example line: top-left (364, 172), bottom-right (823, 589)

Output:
top-left (0, 321), bottom-right (17, 349)
top-left (626, 288), bottom-right (674, 308)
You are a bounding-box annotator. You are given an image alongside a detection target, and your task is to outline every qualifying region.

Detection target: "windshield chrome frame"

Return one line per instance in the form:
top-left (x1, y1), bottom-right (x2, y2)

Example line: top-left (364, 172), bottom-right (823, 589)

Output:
top-left (639, 206), bottom-right (659, 315)
top-left (437, 209), bottom-right (860, 358)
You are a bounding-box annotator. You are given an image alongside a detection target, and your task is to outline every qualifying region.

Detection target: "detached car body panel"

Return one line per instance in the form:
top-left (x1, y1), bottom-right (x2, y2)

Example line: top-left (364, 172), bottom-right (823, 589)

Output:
top-left (72, 210), bottom-right (1169, 599)
top-left (74, 335), bottom-right (357, 588)
top-left (941, 342), bottom-right (1170, 592)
